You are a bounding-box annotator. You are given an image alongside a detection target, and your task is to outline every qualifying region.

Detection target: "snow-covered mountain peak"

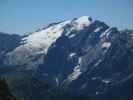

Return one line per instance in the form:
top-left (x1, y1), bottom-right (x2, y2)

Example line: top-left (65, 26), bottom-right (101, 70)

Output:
top-left (5, 16), bottom-right (93, 67)
top-left (75, 16), bottom-right (92, 24)
top-left (72, 16), bottom-right (92, 30)
top-left (13, 16), bottom-right (92, 54)
top-left (1, 16), bottom-right (133, 99)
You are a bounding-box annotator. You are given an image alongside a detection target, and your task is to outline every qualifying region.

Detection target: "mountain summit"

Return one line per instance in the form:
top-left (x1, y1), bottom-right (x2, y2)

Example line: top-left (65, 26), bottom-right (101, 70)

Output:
top-left (4, 16), bottom-right (93, 69)
top-left (0, 16), bottom-right (133, 99)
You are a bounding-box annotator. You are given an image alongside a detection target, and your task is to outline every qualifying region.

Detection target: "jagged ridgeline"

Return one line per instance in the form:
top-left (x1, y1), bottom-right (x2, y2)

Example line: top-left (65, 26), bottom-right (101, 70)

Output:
top-left (0, 16), bottom-right (133, 100)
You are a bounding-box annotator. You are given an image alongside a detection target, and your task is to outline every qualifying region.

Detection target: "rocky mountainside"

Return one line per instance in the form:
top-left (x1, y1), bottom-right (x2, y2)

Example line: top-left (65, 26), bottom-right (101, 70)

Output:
top-left (0, 16), bottom-right (133, 99)
top-left (35, 16), bottom-right (133, 96)
top-left (0, 32), bottom-right (21, 71)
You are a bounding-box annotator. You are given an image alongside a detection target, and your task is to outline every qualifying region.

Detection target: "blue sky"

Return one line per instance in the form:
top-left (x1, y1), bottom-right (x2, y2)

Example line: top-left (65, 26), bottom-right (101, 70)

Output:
top-left (0, 0), bottom-right (133, 34)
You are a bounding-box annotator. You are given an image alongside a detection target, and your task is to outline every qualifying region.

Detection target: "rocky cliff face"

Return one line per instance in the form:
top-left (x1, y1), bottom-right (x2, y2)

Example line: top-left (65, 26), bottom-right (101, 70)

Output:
top-left (33, 17), bottom-right (133, 96)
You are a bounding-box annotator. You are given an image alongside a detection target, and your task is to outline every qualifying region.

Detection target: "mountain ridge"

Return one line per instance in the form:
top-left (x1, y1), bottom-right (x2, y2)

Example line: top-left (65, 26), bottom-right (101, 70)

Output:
top-left (0, 16), bottom-right (133, 99)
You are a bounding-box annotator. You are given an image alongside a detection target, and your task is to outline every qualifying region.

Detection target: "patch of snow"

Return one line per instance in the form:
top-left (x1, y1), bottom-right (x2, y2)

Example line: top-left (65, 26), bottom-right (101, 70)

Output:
top-left (102, 79), bottom-right (111, 84)
top-left (94, 27), bottom-right (101, 33)
top-left (102, 42), bottom-right (111, 48)
top-left (55, 77), bottom-right (59, 87)
top-left (69, 52), bottom-right (76, 58)
top-left (67, 57), bottom-right (82, 81)
top-left (91, 77), bottom-right (101, 80)
top-left (68, 34), bottom-right (76, 38)
top-left (72, 16), bottom-right (92, 30)
top-left (96, 91), bottom-right (99, 95)
top-left (100, 28), bottom-right (111, 38)
top-left (68, 69), bottom-right (81, 81)
top-left (94, 59), bottom-right (102, 66)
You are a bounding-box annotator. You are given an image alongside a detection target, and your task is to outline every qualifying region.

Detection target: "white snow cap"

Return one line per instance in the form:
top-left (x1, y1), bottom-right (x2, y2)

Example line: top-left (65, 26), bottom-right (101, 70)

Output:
top-left (22, 16), bottom-right (92, 54)
top-left (6, 16), bottom-right (92, 66)
top-left (76, 16), bottom-right (92, 22)
top-left (73, 16), bottom-right (92, 30)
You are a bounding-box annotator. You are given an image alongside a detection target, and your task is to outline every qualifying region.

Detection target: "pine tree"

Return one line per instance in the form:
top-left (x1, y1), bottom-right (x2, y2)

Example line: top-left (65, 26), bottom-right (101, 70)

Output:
top-left (0, 77), bottom-right (16, 100)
